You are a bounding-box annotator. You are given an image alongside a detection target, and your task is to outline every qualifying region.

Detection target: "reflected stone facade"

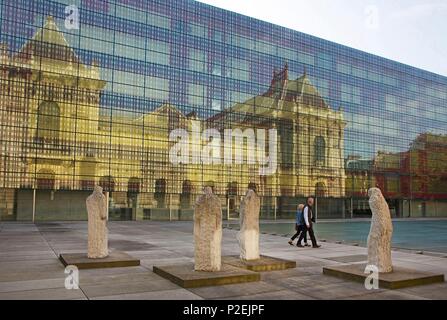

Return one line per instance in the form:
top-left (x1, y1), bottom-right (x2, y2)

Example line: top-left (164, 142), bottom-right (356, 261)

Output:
top-left (0, 18), bottom-right (345, 220)
top-left (0, 0), bottom-right (446, 221)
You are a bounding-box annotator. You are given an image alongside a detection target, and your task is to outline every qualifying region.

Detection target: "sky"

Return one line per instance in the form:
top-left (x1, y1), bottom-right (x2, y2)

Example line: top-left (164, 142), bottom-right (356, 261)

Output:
top-left (197, 0), bottom-right (447, 77)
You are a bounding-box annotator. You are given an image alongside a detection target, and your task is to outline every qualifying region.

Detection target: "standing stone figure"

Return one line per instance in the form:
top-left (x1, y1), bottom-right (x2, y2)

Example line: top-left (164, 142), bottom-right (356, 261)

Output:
top-left (367, 187), bottom-right (393, 272)
top-left (87, 185), bottom-right (108, 258)
top-left (238, 189), bottom-right (260, 261)
top-left (194, 186), bottom-right (222, 271)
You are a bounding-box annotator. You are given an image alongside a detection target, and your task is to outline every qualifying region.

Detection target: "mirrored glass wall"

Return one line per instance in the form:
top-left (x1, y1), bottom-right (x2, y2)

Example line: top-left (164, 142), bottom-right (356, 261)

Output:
top-left (0, 0), bottom-right (446, 221)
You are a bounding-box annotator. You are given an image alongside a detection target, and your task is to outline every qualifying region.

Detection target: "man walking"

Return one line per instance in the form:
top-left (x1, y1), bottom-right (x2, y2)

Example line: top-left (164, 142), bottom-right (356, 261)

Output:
top-left (288, 204), bottom-right (309, 247)
top-left (298, 196), bottom-right (321, 248)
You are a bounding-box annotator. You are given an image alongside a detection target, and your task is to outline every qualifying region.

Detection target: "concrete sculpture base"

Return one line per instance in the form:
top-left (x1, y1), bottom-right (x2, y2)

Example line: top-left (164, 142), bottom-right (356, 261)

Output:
top-left (153, 263), bottom-right (260, 288)
top-left (59, 251), bottom-right (140, 269)
top-left (323, 263), bottom-right (444, 289)
top-left (222, 255), bottom-right (296, 272)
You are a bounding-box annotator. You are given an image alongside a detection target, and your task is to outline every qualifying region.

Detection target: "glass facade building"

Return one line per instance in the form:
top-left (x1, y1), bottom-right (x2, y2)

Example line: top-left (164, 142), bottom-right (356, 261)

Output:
top-left (0, 0), bottom-right (446, 221)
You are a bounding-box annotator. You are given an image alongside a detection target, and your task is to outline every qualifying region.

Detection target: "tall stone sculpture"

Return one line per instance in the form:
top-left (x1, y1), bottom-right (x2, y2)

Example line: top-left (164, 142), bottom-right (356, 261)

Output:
top-left (238, 189), bottom-right (260, 260)
top-left (87, 185), bottom-right (109, 258)
top-left (367, 187), bottom-right (393, 273)
top-left (194, 186), bottom-right (222, 271)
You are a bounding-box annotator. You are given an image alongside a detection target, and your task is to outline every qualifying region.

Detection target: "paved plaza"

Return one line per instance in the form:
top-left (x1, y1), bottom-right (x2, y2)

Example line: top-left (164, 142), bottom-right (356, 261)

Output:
top-left (0, 221), bottom-right (446, 300)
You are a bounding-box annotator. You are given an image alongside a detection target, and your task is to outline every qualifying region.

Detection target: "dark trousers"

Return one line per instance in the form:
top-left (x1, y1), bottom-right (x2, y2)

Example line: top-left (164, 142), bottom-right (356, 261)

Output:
top-left (298, 224), bottom-right (318, 247)
top-left (291, 224), bottom-right (307, 243)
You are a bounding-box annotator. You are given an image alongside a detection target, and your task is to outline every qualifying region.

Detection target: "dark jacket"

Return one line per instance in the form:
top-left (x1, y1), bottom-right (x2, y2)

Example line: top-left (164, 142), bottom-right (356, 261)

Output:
top-left (303, 205), bottom-right (315, 225)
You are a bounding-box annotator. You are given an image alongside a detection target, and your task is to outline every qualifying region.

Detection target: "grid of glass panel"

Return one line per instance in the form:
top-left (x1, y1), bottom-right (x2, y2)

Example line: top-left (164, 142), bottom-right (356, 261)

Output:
top-left (0, 0), bottom-right (446, 221)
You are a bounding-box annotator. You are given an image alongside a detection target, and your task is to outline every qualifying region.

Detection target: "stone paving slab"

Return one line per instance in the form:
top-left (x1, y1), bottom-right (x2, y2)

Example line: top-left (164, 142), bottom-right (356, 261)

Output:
top-left (80, 278), bottom-right (178, 298)
top-left (0, 264), bottom-right (62, 276)
top-left (76, 265), bottom-right (148, 278)
top-left (153, 263), bottom-right (260, 288)
top-left (324, 255), bottom-right (367, 263)
top-left (259, 265), bottom-right (317, 281)
top-left (340, 289), bottom-right (427, 300)
top-left (399, 281), bottom-right (447, 299)
top-left (295, 281), bottom-right (376, 300)
top-left (270, 273), bottom-right (347, 292)
top-left (0, 270), bottom-right (66, 282)
top-left (323, 263), bottom-right (445, 289)
top-left (1, 221), bottom-right (447, 300)
top-left (91, 288), bottom-right (203, 300)
top-left (0, 278), bottom-right (64, 293)
top-left (188, 280), bottom-right (283, 299)
top-left (140, 257), bottom-right (194, 269)
top-left (77, 271), bottom-right (163, 286)
top-left (220, 289), bottom-right (314, 300)
top-left (0, 287), bottom-right (86, 300)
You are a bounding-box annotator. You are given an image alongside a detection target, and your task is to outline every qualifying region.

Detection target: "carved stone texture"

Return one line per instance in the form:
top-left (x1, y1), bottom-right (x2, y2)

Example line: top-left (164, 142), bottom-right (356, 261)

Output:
top-left (87, 185), bottom-right (109, 259)
top-left (238, 189), bottom-right (260, 261)
top-left (367, 187), bottom-right (393, 273)
top-left (194, 186), bottom-right (222, 271)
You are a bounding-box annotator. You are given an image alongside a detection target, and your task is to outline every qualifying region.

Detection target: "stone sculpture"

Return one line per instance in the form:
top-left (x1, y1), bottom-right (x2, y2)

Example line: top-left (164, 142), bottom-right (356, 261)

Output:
top-left (194, 186), bottom-right (222, 271)
top-left (367, 187), bottom-right (393, 272)
top-left (87, 185), bottom-right (109, 258)
top-left (237, 189), bottom-right (260, 260)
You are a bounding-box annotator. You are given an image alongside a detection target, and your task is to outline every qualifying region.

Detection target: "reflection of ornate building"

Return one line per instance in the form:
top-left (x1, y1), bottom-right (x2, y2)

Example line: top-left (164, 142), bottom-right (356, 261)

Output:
top-left (209, 65), bottom-right (346, 200)
top-left (374, 133), bottom-right (447, 200)
top-left (345, 133), bottom-right (447, 217)
top-left (0, 17), bottom-right (105, 219)
top-left (0, 18), bottom-right (345, 220)
top-left (345, 156), bottom-right (375, 198)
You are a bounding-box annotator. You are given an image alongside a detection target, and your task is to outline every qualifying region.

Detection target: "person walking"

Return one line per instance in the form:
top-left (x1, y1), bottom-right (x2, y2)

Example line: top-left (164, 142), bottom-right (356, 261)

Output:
top-left (288, 204), bottom-right (309, 247)
top-left (298, 196), bottom-right (321, 248)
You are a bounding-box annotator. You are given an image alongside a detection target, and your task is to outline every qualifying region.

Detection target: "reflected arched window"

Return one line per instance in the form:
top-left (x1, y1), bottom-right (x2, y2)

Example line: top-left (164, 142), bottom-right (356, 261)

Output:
top-left (37, 101), bottom-right (60, 142)
top-left (314, 136), bottom-right (326, 164)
